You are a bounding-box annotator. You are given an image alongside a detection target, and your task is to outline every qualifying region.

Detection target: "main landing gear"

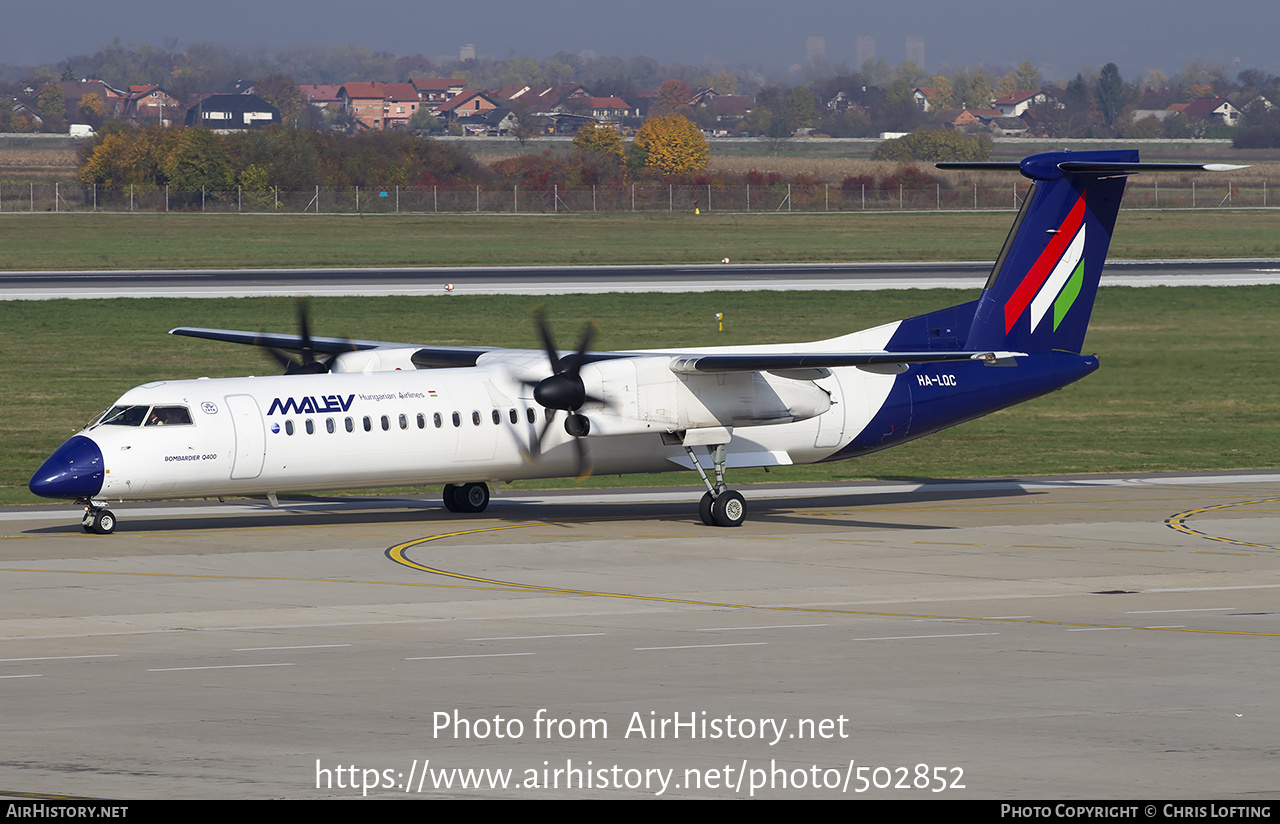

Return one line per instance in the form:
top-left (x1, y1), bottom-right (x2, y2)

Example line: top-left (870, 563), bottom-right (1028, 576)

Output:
top-left (686, 444), bottom-right (746, 528)
top-left (442, 482), bottom-right (490, 513)
top-left (81, 504), bottom-right (116, 535)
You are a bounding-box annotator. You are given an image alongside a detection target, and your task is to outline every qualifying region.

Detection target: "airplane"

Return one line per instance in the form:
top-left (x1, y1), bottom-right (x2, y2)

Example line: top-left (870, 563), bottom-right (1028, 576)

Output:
top-left (30, 150), bottom-right (1244, 534)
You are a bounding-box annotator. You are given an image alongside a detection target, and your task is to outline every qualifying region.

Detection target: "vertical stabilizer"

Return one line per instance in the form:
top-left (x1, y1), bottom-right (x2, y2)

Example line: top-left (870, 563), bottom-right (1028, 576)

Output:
top-left (951, 150), bottom-right (1136, 354)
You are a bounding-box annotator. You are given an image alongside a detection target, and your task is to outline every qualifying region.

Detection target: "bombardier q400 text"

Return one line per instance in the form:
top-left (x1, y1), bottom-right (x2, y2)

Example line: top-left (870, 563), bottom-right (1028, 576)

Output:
top-left (31, 151), bottom-right (1243, 533)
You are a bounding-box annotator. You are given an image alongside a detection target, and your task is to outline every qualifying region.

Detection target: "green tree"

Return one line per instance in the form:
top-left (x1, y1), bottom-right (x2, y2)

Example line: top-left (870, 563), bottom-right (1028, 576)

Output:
top-left (1096, 63), bottom-right (1124, 128)
top-left (163, 127), bottom-right (234, 194)
top-left (784, 87), bottom-right (817, 131)
top-left (1014, 60), bottom-right (1041, 91)
top-left (872, 130), bottom-right (991, 162)
top-left (632, 114), bottom-right (708, 176)
top-left (38, 84), bottom-right (66, 132)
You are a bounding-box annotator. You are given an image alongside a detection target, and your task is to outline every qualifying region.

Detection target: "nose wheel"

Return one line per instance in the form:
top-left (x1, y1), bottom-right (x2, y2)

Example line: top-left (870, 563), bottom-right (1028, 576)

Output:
top-left (81, 506), bottom-right (116, 535)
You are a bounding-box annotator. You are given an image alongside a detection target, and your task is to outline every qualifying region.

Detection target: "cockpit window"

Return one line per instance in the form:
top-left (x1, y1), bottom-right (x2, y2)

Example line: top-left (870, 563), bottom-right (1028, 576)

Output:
top-left (145, 406), bottom-right (193, 426)
top-left (95, 405), bottom-right (150, 427)
top-left (91, 404), bottom-right (194, 429)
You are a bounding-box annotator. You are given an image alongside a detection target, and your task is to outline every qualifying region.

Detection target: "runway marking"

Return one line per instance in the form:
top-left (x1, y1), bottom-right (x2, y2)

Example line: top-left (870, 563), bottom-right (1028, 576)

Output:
top-left (0, 654), bottom-right (119, 662)
top-left (384, 522), bottom-right (1280, 637)
top-left (405, 653), bottom-right (535, 660)
top-left (635, 642), bottom-right (768, 651)
top-left (1166, 497), bottom-right (1280, 549)
top-left (148, 663), bottom-right (296, 671)
top-left (233, 644), bottom-right (351, 651)
top-left (852, 633), bottom-right (999, 641)
top-left (466, 633), bottom-right (605, 641)
top-left (699, 624), bottom-right (828, 631)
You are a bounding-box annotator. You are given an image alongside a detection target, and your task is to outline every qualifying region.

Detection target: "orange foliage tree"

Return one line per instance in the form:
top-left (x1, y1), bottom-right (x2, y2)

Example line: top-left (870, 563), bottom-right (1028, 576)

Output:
top-left (632, 114), bottom-right (708, 177)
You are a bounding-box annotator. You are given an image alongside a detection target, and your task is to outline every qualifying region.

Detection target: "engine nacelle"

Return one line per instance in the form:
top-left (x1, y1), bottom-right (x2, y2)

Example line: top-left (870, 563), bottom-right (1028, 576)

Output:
top-left (572, 357), bottom-right (831, 437)
top-left (329, 347), bottom-right (425, 373)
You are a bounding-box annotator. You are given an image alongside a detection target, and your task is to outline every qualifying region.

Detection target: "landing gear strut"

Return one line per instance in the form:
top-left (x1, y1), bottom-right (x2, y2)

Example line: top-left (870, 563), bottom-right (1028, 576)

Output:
top-left (81, 504), bottom-right (116, 535)
top-left (442, 482), bottom-right (490, 513)
top-left (686, 445), bottom-right (746, 527)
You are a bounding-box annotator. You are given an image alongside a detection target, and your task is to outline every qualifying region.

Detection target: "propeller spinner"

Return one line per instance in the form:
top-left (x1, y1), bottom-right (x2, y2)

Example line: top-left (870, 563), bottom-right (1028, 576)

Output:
top-left (259, 301), bottom-right (334, 375)
top-left (521, 308), bottom-right (605, 476)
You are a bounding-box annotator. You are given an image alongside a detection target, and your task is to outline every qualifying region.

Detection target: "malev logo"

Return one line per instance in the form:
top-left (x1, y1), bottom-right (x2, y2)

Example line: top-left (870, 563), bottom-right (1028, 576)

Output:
top-left (1004, 194), bottom-right (1087, 333)
top-left (267, 394), bottom-right (355, 416)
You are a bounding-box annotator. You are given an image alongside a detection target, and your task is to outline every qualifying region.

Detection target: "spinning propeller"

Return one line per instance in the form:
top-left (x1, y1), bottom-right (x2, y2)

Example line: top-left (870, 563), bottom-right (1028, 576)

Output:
top-left (259, 301), bottom-right (335, 375)
top-left (521, 307), bottom-right (606, 478)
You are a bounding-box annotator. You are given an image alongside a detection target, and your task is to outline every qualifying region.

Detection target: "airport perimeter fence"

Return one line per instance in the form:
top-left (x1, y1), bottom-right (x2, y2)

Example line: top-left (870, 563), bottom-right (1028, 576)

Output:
top-left (0, 179), bottom-right (1272, 214)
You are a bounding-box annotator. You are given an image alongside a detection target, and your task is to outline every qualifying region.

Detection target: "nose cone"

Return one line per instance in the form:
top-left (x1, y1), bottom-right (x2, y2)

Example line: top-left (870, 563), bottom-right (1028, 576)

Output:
top-left (30, 435), bottom-right (104, 500)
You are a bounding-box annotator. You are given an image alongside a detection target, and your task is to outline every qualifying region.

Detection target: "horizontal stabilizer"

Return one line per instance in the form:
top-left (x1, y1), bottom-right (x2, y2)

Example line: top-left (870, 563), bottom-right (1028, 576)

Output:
top-left (937, 160), bottom-right (1248, 177)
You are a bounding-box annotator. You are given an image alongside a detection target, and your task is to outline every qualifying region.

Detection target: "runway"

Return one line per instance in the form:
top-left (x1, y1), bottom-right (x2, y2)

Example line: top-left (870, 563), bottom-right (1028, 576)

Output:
top-left (2, 258), bottom-right (1279, 299)
top-left (2, 472), bottom-right (1278, 799)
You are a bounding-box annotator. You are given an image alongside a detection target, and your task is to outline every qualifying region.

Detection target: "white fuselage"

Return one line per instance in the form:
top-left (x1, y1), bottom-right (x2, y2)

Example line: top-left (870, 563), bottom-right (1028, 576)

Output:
top-left (76, 326), bottom-right (907, 502)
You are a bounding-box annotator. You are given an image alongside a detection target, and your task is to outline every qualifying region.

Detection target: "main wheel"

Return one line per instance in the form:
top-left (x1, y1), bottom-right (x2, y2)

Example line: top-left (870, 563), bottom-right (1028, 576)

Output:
top-left (458, 482), bottom-right (490, 513)
top-left (710, 491), bottom-right (746, 528)
top-left (442, 484), bottom-right (460, 512)
top-left (698, 492), bottom-right (715, 526)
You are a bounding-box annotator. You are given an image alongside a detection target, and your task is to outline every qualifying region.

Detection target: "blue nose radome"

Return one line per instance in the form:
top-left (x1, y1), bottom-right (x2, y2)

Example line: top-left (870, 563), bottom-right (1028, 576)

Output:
top-left (29, 435), bottom-right (105, 500)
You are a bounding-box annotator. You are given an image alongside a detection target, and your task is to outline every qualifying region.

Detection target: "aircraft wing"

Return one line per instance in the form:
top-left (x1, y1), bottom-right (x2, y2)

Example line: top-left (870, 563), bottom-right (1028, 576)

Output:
top-left (168, 327), bottom-right (496, 367)
top-left (668, 350), bottom-right (1024, 374)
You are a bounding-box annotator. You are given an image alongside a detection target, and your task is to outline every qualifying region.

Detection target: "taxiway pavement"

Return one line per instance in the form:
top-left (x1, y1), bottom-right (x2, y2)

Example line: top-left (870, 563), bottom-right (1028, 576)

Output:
top-left (2, 472), bottom-right (1278, 799)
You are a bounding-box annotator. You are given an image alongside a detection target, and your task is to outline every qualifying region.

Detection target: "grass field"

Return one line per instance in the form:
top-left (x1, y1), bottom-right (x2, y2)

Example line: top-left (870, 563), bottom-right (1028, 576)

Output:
top-left (5, 287), bottom-right (1279, 506)
top-left (2, 209), bottom-right (1279, 271)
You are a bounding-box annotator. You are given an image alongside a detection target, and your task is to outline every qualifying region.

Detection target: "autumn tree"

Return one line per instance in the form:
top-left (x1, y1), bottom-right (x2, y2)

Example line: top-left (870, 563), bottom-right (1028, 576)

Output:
top-left (652, 79), bottom-right (694, 116)
top-left (78, 124), bottom-right (179, 188)
top-left (76, 93), bottom-right (108, 129)
top-left (572, 122), bottom-right (627, 182)
top-left (632, 114), bottom-right (708, 177)
top-left (254, 73), bottom-right (306, 127)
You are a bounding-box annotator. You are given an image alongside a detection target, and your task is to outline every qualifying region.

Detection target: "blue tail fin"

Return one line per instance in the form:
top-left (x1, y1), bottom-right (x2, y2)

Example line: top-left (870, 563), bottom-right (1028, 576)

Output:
top-left (880, 151), bottom-right (1242, 356)
top-left (957, 150), bottom-right (1137, 354)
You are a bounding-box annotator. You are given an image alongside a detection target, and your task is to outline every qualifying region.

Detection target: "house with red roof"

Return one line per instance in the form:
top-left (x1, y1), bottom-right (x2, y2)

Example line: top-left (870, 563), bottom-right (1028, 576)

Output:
top-left (411, 78), bottom-right (466, 109)
top-left (339, 82), bottom-right (421, 129)
top-left (992, 89), bottom-right (1055, 116)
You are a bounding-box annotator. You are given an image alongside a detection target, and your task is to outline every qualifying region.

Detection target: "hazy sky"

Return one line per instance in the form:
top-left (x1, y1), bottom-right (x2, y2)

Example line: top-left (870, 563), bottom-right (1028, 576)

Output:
top-left (4, 0), bottom-right (1275, 81)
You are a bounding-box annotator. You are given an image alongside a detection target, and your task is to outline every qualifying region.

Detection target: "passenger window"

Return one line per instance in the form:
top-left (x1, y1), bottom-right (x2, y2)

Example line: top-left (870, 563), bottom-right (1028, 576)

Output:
top-left (399, 414), bottom-right (408, 430)
top-left (452, 412), bottom-right (461, 427)
top-left (492, 409), bottom-right (501, 425)
top-left (326, 418), bottom-right (335, 434)
top-left (285, 420), bottom-right (295, 436)
top-left (509, 409), bottom-right (518, 424)
top-left (305, 419), bottom-right (315, 435)
top-left (381, 415), bottom-right (390, 431)
top-left (417, 413), bottom-right (426, 429)
top-left (472, 410), bottom-right (481, 426)
top-left (434, 412), bottom-right (443, 429)
top-left (363, 416), bottom-right (372, 432)
top-left (526, 408), bottom-right (536, 424)
top-left (345, 417), bottom-right (354, 432)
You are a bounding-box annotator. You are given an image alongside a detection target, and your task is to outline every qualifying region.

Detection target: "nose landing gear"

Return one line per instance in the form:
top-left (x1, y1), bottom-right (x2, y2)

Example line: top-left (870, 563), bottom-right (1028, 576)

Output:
top-left (82, 505), bottom-right (116, 535)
